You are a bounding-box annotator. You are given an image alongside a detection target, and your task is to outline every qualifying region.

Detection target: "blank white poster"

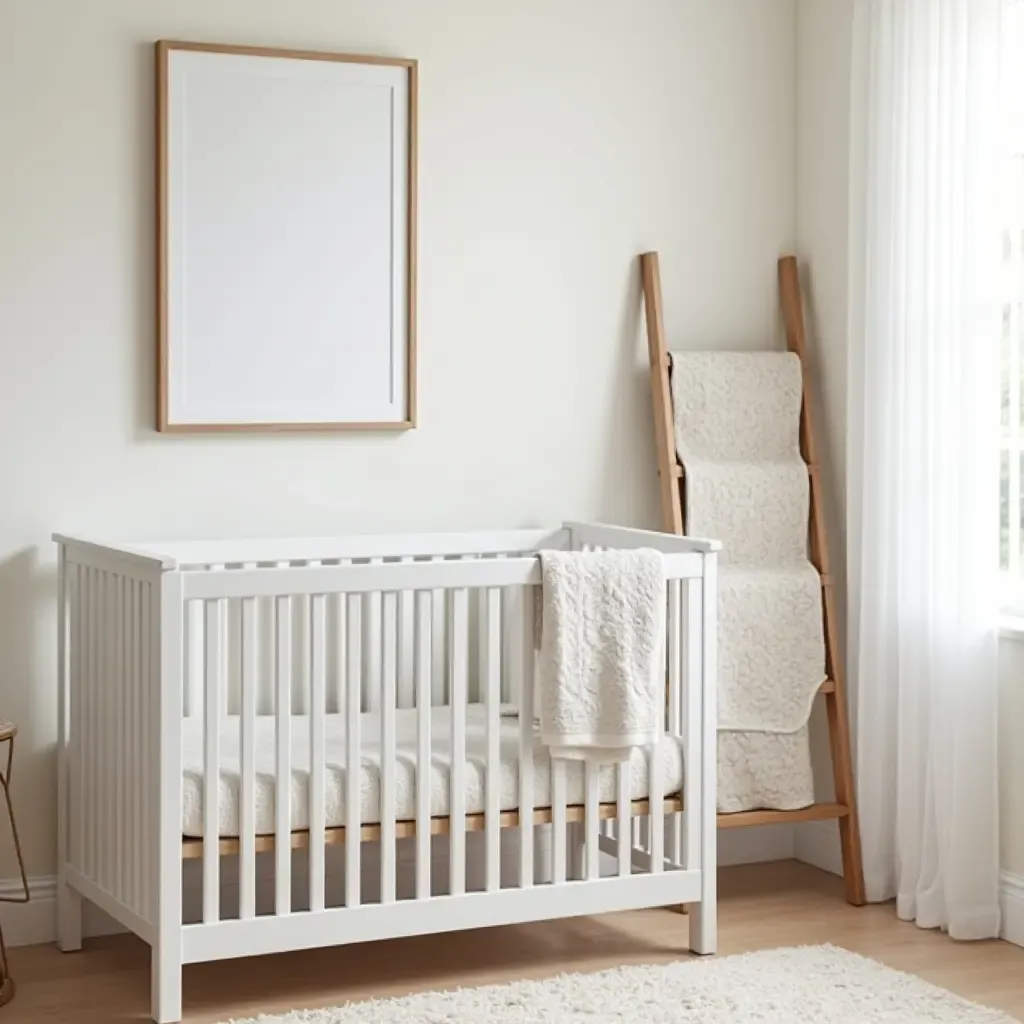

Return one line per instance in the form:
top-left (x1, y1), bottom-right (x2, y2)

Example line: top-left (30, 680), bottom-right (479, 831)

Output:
top-left (159, 45), bottom-right (415, 430)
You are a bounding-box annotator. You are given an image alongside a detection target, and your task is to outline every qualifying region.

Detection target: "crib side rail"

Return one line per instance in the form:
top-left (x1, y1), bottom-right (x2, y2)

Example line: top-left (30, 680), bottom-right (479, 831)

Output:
top-left (57, 541), bottom-right (172, 940)
top-left (567, 520), bottom-right (721, 556)
top-left (179, 555), bottom-right (540, 601)
top-left (124, 527), bottom-right (572, 570)
top-left (53, 533), bottom-right (177, 570)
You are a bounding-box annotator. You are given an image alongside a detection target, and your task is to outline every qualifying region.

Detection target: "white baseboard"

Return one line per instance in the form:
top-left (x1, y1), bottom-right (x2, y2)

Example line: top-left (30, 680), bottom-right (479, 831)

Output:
top-left (0, 875), bottom-right (124, 948)
top-left (794, 819), bottom-right (843, 876)
top-left (1002, 872), bottom-right (1024, 948)
top-left (790, 832), bottom-right (1024, 950)
top-left (0, 825), bottom-right (798, 950)
top-left (719, 823), bottom-right (795, 866)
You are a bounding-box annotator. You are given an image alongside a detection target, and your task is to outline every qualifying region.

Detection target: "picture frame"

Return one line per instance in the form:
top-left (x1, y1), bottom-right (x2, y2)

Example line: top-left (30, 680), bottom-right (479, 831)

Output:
top-left (155, 40), bottom-right (418, 433)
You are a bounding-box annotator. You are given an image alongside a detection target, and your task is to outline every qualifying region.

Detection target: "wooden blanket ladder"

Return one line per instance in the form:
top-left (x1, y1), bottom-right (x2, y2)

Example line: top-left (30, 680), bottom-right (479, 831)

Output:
top-left (641, 250), bottom-right (866, 906)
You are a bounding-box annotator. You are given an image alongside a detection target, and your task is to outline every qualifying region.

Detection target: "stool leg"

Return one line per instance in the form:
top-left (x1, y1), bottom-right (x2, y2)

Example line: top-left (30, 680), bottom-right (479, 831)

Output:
top-left (57, 880), bottom-right (82, 952)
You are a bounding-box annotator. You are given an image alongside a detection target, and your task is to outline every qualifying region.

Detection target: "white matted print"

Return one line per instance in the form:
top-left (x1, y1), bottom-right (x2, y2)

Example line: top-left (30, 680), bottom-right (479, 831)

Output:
top-left (156, 42), bottom-right (417, 432)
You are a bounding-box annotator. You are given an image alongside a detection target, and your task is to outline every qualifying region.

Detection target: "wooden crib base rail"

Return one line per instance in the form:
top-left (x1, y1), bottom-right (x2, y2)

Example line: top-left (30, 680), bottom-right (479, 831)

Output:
top-left (181, 795), bottom-right (851, 860)
top-left (181, 796), bottom-right (684, 860)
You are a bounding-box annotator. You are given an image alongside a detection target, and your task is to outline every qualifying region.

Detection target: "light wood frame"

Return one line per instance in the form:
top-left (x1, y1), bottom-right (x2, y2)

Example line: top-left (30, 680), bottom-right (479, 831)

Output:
top-left (155, 40), bottom-right (418, 433)
top-left (640, 250), bottom-right (866, 906)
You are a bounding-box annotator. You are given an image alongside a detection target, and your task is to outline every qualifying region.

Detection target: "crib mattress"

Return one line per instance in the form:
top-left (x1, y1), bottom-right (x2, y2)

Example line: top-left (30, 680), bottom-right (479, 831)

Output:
top-left (181, 705), bottom-right (685, 838)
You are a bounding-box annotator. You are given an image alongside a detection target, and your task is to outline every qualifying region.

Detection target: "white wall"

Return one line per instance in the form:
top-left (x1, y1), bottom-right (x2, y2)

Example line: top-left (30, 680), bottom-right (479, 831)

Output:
top-left (999, 641), bottom-right (1024, 877)
top-left (0, 0), bottom-right (797, 880)
top-left (793, 0), bottom-right (1024, 885)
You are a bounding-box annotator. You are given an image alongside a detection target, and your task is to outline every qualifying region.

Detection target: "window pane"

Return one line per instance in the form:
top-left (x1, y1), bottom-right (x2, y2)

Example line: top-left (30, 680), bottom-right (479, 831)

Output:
top-left (1002, 304), bottom-right (1011, 434)
top-left (1019, 451), bottom-right (1024, 572)
top-left (1001, 450), bottom-right (1010, 572)
top-left (1017, 302), bottom-right (1024, 433)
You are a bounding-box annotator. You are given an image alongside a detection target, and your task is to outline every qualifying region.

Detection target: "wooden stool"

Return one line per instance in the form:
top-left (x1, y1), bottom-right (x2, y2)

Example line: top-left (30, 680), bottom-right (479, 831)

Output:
top-left (0, 721), bottom-right (29, 1008)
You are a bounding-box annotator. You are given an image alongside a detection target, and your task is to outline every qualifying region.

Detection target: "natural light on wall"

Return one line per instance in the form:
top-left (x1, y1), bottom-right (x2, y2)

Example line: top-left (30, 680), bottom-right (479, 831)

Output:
top-left (1000, 0), bottom-right (1024, 597)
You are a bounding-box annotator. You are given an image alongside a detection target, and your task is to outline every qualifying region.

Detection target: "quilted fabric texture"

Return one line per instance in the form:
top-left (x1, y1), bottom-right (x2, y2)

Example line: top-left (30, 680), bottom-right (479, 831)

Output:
top-left (537, 548), bottom-right (665, 761)
top-left (670, 350), bottom-right (825, 811)
top-left (181, 705), bottom-right (685, 838)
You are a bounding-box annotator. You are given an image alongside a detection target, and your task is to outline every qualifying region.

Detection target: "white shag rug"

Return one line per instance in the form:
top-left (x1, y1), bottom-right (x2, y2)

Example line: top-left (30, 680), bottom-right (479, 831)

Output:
top-left (222, 944), bottom-right (1019, 1023)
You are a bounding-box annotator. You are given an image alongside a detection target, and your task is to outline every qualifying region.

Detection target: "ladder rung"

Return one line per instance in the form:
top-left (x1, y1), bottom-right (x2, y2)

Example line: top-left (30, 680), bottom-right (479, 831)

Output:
top-left (718, 802), bottom-right (849, 829)
top-left (819, 678), bottom-right (835, 694)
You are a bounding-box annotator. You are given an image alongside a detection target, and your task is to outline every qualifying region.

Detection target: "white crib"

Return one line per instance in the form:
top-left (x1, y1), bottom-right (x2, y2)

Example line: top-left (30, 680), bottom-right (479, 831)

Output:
top-left (53, 521), bottom-right (718, 1023)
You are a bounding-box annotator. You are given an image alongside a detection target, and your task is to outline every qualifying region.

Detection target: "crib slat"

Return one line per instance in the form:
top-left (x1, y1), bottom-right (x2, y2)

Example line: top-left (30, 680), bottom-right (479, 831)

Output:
top-left (115, 575), bottom-right (126, 901)
top-left (70, 565), bottom-right (83, 876)
top-left (334, 560), bottom-right (351, 716)
top-left (398, 557), bottom-right (415, 709)
top-left (85, 567), bottom-right (97, 885)
top-left (551, 758), bottom-right (567, 885)
top-left (240, 598), bottom-right (257, 919)
top-left (309, 594), bottom-right (327, 913)
top-left (431, 558), bottom-right (447, 705)
top-left (93, 567), bottom-right (103, 888)
top-left (345, 595), bottom-right (362, 908)
top-left (696, 561), bottom-right (719, 949)
top-left (140, 579), bottom-right (153, 921)
top-left (649, 745), bottom-right (664, 874)
top-left (99, 570), bottom-right (112, 893)
top-left (494, 554), bottom-right (510, 706)
top-left (108, 573), bottom-right (120, 895)
top-left (667, 579), bottom-right (683, 867)
top-left (449, 588), bottom-right (468, 896)
top-left (122, 576), bottom-right (134, 912)
top-left (134, 578), bottom-right (146, 914)
top-left (683, 578), bottom-right (702, 870)
top-left (668, 580), bottom-right (682, 734)
top-left (95, 570), bottom-right (107, 894)
top-left (484, 586), bottom-right (501, 893)
top-left (275, 595), bottom-right (292, 915)
top-left (585, 763), bottom-right (600, 880)
top-left (517, 585), bottom-right (535, 889)
top-left (128, 577), bottom-right (142, 914)
top-left (617, 759), bottom-right (631, 877)
top-left (364, 560), bottom-right (382, 712)
top-left (202, 601), bottom-right (221, 923)
top-left (415, 590), bottom-right (432, 900)
top-left (108, 573), bottom-right (119, 895)
top-left (187, 599), bottom-right (203, 720)
top-left (78, 566), bottom-right (90, 883)
top-left (102, 569), bottom-right (112, 892)
top-left (380, 592), bottom-right (398, 904)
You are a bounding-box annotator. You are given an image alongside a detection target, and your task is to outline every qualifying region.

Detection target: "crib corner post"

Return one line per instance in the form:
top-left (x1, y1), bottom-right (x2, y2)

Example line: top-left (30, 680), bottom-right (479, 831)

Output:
top-left (689, 551), bottom-right (718, 956)
top-left (153, 569), bottom-right (184, 1023)
top-left (56, 542), bottom-right (83, 952)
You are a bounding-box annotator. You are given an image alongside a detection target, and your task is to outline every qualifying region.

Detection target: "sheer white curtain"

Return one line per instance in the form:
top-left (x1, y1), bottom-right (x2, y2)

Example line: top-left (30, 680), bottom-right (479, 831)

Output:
top-left (847, 0), bottom-right (1005, 939)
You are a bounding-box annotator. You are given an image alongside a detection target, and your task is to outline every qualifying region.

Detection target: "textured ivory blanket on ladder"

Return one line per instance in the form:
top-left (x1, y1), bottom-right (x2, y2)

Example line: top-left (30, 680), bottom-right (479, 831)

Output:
top-left (670, 353), bottom-right (824, 813)
top-left (53, 522), bottom-right (719, 1024)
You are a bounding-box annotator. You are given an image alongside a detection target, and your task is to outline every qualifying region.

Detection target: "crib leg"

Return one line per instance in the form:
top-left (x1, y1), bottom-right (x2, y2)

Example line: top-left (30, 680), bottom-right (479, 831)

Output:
top-left (56, 878), bottom-right (82, 952)
top-left (151, 943), bottom-right (182, 1023)
top-left (687, 855), bottom-right (717, 955)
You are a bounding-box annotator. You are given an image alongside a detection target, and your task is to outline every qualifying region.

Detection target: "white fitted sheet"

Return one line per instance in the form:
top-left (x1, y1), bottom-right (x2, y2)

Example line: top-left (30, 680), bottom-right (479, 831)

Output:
top-left (182, 705), bottom-right (685, 838)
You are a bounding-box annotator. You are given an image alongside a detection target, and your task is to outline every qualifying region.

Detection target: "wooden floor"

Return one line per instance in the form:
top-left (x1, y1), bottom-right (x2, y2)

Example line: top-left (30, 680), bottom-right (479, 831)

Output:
top-left (9, 861), bottom-right (1024, 1022)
